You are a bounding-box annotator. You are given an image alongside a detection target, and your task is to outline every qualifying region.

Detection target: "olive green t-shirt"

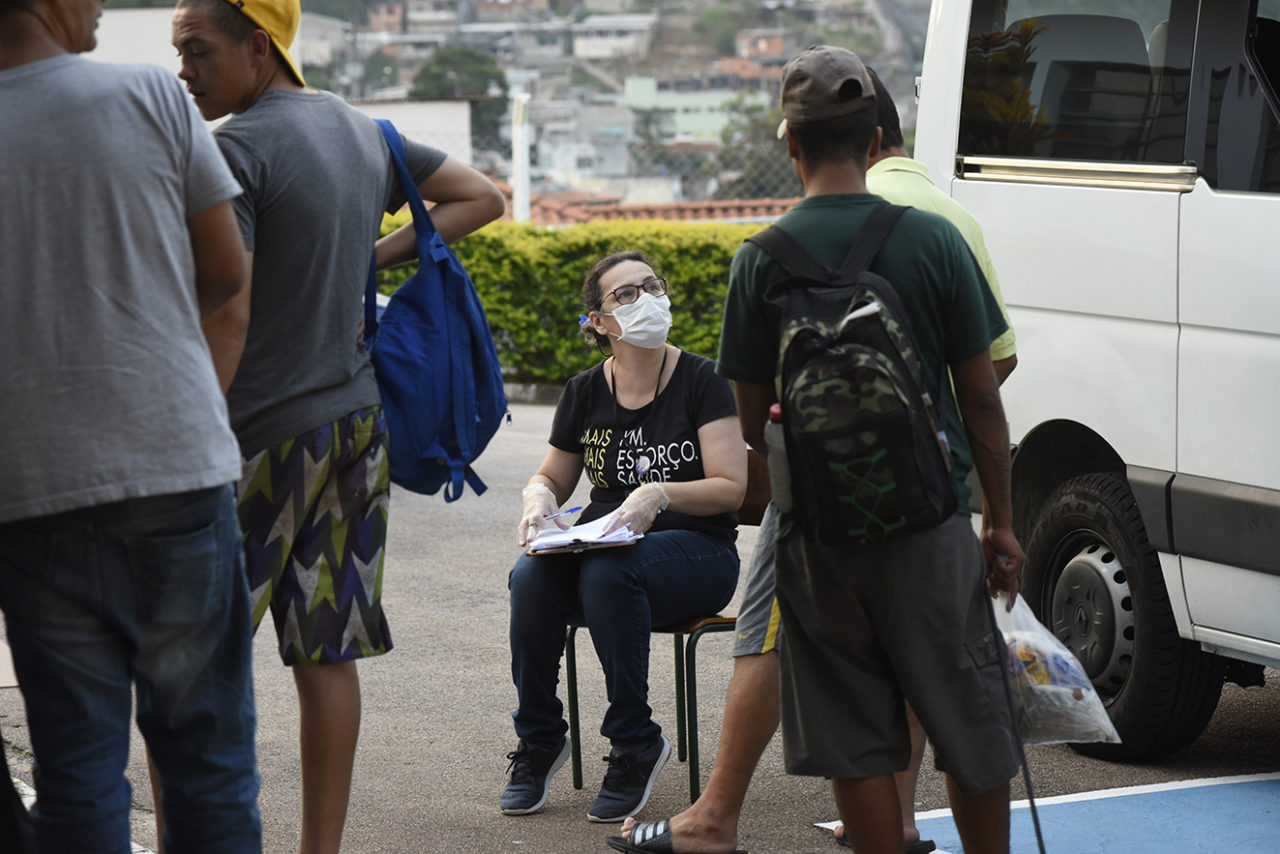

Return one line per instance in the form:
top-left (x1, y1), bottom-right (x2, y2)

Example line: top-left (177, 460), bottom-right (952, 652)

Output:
top-left (716, 193), bottom-right (1008, 510)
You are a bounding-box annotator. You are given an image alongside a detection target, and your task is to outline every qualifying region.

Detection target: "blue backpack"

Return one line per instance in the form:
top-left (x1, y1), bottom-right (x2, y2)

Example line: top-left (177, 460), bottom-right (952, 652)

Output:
top-left (363, 119), bottom-right (508, 500)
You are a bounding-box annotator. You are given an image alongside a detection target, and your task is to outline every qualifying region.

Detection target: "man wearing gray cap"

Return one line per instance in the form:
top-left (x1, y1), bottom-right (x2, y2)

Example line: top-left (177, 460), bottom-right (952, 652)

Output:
top-left (726, 43), bottom-right (1020, 853)
top-left (616, 45), bottom-right (1022, 854)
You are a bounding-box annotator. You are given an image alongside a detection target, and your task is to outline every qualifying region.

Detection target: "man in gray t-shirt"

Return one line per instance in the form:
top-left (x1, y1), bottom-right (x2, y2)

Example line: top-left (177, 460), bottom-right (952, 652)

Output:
top-left (169, 0), bottom-right (505, 849)
top-left (0, 0), bottom-right (261, 850)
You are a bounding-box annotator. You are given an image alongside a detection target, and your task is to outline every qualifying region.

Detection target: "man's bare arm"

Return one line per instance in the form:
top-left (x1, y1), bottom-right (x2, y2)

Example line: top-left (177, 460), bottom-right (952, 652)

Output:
top-left (200, 255), bottom-right (251, 394)
top-left (733, 380), bottom-right (775, 456)
top-left (376, 157), bottom-right (506, 270)
top-left (189, 202), bottom-right (249, 393)
top-left (993, 353), bottom-right (1017, 386)
top-left (952, 350), bottom-right (1023, 603)
top-left (189, 201), bottom-right (245, 317)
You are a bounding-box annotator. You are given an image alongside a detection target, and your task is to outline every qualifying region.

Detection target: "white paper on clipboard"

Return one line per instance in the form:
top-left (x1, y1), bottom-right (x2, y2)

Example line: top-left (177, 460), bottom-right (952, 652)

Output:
top-left (527, 514), bottom-right (643, 554)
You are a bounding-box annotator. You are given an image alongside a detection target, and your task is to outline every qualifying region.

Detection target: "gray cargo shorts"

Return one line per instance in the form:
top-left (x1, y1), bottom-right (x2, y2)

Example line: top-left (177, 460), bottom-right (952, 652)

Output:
top-left (774, 513), bottom-right (1019, 796)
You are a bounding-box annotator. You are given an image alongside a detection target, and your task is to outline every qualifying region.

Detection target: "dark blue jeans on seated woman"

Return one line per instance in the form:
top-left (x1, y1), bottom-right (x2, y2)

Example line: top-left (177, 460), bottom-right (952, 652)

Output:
top-left (509, 528), bottom-right (739, 751)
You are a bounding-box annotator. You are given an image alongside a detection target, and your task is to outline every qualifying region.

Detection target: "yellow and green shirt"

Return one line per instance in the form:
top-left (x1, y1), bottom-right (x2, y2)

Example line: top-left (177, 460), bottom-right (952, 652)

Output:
top-left (867, 156), bottom-right (1016, 361)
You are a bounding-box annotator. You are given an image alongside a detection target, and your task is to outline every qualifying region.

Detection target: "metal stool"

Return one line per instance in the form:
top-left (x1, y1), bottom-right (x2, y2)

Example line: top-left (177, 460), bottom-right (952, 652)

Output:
top-left (564, 614), bottom-right (737, 803)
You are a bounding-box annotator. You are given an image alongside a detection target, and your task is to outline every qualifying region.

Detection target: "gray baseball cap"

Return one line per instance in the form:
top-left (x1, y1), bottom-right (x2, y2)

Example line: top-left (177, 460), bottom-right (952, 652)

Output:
top-left (776, 45), bottom-right (876, 139)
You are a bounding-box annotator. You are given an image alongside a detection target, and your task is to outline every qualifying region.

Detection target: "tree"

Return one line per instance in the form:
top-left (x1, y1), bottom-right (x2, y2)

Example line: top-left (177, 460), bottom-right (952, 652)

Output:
top-left (363, 49), bottom-right (398, 92)
top-left (410, 46), bottom-right (509, 149)
top-left (693, 4), bottom-right (741, 57)
top-left (693, 0), bottom-right (763, 57)
top-left (631, 108), bottom-right (715, 198)
top-left (304, 64), bottom-right (336, 92)
top-left (712, 96), bottom-right (801, 200)
top-left (631, 108), bottom-right (674, 174)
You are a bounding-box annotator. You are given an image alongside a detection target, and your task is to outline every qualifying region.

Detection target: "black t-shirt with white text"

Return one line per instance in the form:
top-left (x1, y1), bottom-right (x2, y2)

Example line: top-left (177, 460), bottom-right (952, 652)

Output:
top-left (549, 351), bottom-right (738, 543)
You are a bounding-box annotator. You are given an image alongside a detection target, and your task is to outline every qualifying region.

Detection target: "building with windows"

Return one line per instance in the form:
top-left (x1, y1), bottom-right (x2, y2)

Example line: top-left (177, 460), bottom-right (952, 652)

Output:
top-left (365, 2), bottom-right (406, 34)
top-left (735, 28), bottom-right (790, 59)
top-left (621, 75), bottom-right (771, 145)
top-left (570, 14), bottom-right (659, 61)
top-left (456, 20), bottom-right (572, 64)
top-left (294, 13), bottom-right (351, 68)
top-left (406, 0), bottom-right (465, 33)
top-left (528, 97), bottom-right (634, 183)
top-left (476, 0), bottom-right (551, 23)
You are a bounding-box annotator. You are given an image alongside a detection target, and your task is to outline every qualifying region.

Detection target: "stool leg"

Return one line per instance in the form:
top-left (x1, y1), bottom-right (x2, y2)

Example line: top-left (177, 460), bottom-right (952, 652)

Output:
top-left (686, 628), bottom-right (704, 802)
top-left (565, 626), bottom-right (583, 790)
top-left (673, 634), bottom-right (688, 762)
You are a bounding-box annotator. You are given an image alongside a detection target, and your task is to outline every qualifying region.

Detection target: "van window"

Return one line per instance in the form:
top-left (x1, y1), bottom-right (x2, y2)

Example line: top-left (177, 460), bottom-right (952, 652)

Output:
top-left (958, 0), bottom-right (1189, 163)
top-left (1195, 1), bottom-right (1280, 193)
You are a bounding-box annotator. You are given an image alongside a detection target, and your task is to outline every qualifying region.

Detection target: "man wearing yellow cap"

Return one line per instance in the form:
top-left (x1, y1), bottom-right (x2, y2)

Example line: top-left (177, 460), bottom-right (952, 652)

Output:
top-left (169, 1), bottom-right (505, 852)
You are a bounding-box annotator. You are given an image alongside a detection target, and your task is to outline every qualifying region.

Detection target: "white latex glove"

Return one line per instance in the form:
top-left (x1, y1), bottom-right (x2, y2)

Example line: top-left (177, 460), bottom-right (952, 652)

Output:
top-left (518, 482), bottom-right (569, 546)
top-left (603, 482), bottom-right (670, 535)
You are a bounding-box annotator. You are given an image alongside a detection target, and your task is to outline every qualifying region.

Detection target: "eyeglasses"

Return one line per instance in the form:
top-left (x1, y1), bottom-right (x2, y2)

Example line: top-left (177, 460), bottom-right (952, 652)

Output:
top-left (602, 276), bottom-right (667, 307)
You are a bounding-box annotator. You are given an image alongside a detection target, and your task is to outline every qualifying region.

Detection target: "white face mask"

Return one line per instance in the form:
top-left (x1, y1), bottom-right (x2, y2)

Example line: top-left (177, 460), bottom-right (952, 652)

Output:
top-left (602, 294), bottom-right (672, 349)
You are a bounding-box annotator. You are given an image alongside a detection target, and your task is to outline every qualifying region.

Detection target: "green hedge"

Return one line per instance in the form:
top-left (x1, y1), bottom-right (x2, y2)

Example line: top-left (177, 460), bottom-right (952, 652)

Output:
top-left (377, 217), bottom-right (762, 383)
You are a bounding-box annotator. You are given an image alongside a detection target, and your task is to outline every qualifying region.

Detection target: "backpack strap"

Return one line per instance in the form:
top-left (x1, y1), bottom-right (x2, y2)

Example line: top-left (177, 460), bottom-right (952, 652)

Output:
top-left (838, 202), bottom-right (909, 279)
top-left (747, 225), bottom-right (842, 284)
top-left (365, 119), bottom-right (441, 341)
top-left (844, 203), bottom-right (950, 442)
top-left (377, 119), bottom-right (436, 234)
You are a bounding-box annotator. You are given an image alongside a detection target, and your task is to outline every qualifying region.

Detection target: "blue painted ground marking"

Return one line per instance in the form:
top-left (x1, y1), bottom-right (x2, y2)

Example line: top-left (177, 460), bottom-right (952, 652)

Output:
top-left (913, 773), bottom-right (1280, 854)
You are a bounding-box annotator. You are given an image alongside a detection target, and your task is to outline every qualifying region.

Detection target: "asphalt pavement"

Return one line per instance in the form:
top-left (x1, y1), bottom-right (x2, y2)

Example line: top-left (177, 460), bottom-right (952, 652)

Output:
top-left (2, 401), bottom-right (1278, 853)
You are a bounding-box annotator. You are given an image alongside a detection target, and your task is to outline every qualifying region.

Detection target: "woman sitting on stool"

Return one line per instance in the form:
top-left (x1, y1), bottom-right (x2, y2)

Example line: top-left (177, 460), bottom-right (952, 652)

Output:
top-left (501, 250), bottom-right (746, 824)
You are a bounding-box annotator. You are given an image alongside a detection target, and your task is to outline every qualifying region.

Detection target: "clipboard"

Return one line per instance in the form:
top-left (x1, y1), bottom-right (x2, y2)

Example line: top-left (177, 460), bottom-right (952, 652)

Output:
top-left (527, 536), bottom-right (642, 556)
top-left (525, 514), bottom-right (643, 555)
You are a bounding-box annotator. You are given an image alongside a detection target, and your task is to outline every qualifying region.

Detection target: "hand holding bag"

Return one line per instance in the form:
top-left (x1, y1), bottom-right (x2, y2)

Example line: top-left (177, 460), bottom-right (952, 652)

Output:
top-left (994, 592), bottom-right (1122, 746)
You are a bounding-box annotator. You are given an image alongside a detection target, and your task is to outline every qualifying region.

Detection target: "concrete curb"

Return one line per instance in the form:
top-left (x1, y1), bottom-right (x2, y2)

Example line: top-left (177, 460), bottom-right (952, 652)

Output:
top-left (503, 382), bottom-right (563, 406)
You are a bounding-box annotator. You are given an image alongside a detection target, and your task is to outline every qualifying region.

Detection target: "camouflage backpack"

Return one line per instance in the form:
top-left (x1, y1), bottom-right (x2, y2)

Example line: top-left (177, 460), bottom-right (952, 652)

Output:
top-left (749, 202), bottom-right (957, 544)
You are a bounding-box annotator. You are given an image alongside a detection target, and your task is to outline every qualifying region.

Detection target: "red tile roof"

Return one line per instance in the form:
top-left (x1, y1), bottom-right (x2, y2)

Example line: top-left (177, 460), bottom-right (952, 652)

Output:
top-left (488, 178), bottom-right (797, 225)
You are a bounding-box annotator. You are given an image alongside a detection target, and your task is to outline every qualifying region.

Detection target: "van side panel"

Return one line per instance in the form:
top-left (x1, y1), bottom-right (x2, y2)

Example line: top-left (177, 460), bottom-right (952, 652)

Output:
top-left (951, 181), bottom-right (1178, 320)
top-left (993, 307), bottom-right (1177, 473)
top-left (1177, 179), bottom-right (1280, 646)
top-left (1183, 560), bottom-right (1280, 646)
top-left (1178, 182), bottom-right (1280, 488)
top-left (949, 180), bottom-right (1179, 472)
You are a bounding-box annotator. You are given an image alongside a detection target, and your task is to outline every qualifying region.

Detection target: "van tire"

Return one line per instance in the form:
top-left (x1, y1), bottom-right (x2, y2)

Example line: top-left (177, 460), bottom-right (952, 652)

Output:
top-left (1023, 473), bottom-right (1224, 760)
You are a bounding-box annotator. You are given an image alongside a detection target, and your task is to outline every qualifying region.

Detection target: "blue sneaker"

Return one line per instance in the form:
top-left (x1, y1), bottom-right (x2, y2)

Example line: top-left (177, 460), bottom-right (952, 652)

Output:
top-left (500, 737), bottom-right (571, 816)
top-left (587, 733), bottom-right (670, 823)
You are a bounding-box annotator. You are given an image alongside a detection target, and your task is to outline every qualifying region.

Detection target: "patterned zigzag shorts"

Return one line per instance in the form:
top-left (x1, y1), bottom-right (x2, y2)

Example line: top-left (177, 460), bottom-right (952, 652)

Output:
top-left (237, 407), bottom-right (392, 666)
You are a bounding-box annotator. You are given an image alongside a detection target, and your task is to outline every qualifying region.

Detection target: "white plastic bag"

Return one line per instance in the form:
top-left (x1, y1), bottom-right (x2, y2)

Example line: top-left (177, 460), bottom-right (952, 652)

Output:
top-left (992, 592), bottom-right (1121, 746)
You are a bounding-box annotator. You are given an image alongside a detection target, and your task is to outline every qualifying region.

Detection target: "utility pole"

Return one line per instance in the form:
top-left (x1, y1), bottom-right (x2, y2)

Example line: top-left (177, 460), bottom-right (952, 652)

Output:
top-left (511, 91), bottom-right (532, 223)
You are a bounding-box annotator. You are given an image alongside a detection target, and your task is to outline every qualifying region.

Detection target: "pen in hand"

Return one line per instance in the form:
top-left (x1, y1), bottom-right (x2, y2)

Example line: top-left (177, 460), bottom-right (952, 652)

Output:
top-left (545, 506), bottom-right (583, 522)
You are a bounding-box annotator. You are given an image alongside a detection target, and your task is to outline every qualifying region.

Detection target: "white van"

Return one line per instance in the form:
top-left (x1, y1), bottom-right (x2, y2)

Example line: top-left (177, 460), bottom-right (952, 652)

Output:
top-left (914, 0), bottom-right (1280, 759)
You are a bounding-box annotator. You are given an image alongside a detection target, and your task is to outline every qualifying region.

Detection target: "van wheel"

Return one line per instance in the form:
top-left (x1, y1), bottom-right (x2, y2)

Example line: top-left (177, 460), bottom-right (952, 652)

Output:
top-left (1023, 473), bottom-right (1224, 760)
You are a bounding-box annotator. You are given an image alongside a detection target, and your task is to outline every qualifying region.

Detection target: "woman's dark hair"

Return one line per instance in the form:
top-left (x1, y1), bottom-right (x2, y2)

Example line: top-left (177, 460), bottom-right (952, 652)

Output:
top-left (579, 249), bottom-right (655, 350)
top-left (790, 106), bottom-right (879, 169)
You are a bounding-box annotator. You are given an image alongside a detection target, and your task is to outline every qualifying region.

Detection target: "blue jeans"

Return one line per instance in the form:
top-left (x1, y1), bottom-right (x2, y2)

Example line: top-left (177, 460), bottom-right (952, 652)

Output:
top-left (0, 485), bottom-right (261, 854)
top-left (509, 529), bottom-right (739, 749)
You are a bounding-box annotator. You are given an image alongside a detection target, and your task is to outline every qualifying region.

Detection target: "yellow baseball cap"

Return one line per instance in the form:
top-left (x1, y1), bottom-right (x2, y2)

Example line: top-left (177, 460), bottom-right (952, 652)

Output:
top-left (223, 0), bottom-right (306, 87)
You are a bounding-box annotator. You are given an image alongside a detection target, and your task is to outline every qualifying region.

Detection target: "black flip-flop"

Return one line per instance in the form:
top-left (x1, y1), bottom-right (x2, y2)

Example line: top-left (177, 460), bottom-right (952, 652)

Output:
top-left (835, 834), bottom-right (936, 854)
top-left (607, 818), bottom-right (748, 854)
